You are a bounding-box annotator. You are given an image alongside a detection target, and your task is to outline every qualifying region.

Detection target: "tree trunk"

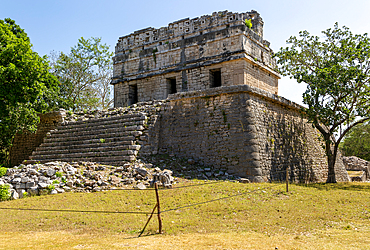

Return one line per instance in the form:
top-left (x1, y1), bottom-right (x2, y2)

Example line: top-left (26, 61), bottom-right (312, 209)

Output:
top-left (326, 153), bottom-right (337, 183)
top-left (325, 138), bottom-right (337, 183)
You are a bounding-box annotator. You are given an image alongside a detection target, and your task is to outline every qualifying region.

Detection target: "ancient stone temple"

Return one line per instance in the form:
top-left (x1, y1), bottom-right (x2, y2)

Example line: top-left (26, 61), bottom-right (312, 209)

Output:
top-left (111, 10), bottom-right (279, 107)
top-left (10, 10), bottom-right (350, 183)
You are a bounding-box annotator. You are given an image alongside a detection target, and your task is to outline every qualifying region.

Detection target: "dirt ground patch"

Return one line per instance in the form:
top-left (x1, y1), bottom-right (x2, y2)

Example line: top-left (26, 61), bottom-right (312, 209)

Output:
top-left (1, 230), bottom-right (369, 250)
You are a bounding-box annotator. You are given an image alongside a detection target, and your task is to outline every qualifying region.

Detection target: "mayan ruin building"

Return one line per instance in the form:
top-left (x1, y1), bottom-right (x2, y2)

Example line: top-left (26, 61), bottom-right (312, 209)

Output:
top-left (11, 10), bottom-right (349, 183)
top-left (111, 10), bottom-right (279, 107)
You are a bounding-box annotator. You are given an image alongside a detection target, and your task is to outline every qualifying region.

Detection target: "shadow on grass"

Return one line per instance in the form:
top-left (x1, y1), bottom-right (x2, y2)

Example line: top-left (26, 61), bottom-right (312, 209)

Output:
top-left (297, 182), bottom-right (370, 192)
top-left (119, 231), bottom-right (160, 240)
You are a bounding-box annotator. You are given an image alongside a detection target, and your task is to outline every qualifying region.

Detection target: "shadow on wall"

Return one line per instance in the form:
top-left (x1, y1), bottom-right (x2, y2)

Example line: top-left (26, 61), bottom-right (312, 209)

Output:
top-left (262, 110), bottom-right (318, 183)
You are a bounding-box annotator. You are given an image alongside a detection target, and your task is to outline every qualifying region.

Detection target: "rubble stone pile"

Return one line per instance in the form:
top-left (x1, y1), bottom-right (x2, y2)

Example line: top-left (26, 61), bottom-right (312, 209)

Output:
top-left (342, 156), bottom-right (370, 169)
top-left (0, 160), bottom-right (174, 200)
top-left (342, 156), bottom-right (370, 181)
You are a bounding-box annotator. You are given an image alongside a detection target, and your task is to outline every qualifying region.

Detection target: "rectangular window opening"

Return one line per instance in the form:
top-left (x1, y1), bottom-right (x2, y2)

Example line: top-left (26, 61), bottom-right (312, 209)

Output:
top-left (210, 69), bottom-right (222, 88)
top-left (128, 84), bottom-right (138, 105)
top-left (166, 77), bottom-right (177, 97)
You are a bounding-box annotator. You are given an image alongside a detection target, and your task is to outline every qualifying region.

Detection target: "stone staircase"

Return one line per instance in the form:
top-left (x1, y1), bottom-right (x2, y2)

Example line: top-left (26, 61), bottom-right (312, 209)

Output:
top-left (27, 113), bottom-right (147, 166)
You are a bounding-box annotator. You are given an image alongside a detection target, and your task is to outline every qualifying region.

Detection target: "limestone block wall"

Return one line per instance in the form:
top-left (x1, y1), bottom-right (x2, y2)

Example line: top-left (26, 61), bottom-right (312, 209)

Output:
top-left (112, 10), bottom-right (279, 107)
top-left (249, 92), bottom-right (348, 182)
top-left (157, 85), bottom-right (349, 182)
top-left (9, 110), bottom-right (66, 166)
top-left (114, 58), bottom-right (278, 107)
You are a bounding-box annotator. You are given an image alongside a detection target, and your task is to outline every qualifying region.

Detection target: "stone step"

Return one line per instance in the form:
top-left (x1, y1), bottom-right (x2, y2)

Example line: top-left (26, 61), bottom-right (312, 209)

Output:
top-left (44, 130), bottom-right (142, 144)
top-left (33, 144), bottom-right (141, 156)
top-left (54, 120), bottom-right (145, 135)
top-left (28, 155), bottom-right (136, 164)
top-left (52, 123), bottom-right (145, 136)
top-left (27, 112), bottom-right (147, 166)
top-left (30, 149), bottom-right (138, 161)
top-left (35, 140), bottom-right (138, 152)
top-left (58, 114), bottom-right (147, 131)
top-left (70, 112), bottom-right (146, 123)
top-left (39, 136), bottom-right (136, 148)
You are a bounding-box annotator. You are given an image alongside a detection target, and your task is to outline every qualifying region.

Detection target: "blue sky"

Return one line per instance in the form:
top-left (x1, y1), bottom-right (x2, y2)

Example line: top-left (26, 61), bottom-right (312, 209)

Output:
top-left (1, 0), bottom-right (370, 105)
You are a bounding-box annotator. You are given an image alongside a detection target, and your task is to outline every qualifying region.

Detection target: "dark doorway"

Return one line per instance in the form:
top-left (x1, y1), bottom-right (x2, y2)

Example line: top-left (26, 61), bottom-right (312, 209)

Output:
top-left (128, 84), bottom-right (138, 105)
top-left (210, 69), bottom-right (221, 88)
top-left (166, 77), bottom-right (177, 96)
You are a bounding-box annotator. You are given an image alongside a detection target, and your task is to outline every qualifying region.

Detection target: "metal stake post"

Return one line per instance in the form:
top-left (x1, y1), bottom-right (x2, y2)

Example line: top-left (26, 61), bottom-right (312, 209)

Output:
top-left (155, 182), bottom-right (162, 234)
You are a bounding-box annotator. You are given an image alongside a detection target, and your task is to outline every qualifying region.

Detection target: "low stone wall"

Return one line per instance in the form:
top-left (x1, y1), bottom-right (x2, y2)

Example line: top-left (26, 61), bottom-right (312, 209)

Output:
top-left (157, 85), bottom-right (349, 182)
top-left (10, 111), bottom-right (66, 166)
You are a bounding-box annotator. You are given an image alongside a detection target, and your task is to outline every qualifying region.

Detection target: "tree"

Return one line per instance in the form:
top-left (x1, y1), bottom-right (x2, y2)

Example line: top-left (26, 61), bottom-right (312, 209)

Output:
top-left (0, 18), bottom-right (59, 165)
top-left (50, 37), bottom-right (114, 111)
top-left (340, 122), bottom-right (370, 161)
top-left (275, 23), bottom-right (370, 183)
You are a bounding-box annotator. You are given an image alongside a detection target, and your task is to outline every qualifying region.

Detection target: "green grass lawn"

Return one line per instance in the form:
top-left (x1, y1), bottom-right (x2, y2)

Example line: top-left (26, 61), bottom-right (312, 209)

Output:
top-left (0, 180), bottom-right (369, 249)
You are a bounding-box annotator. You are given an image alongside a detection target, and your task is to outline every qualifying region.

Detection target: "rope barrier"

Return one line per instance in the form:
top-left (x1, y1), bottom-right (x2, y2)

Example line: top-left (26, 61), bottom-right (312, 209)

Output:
top-left (102, 180), bottom-right (224, 191)
top-left (0, 207), bottom-right (153, 215)
top-left (161, 183), bottom-right (283, 213)
top-left (105, 187), bottom-right (155, 191)
top-left (161, 180), bottom-right (222, 190)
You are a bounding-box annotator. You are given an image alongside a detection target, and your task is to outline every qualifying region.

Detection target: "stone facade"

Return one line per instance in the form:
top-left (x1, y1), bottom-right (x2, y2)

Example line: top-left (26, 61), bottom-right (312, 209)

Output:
top-left (9, 111), bottom-right (66, 166)
top-left (156, 85), bottom-right (349, 182)
top-left (112, 10), bottom-right (279, 107)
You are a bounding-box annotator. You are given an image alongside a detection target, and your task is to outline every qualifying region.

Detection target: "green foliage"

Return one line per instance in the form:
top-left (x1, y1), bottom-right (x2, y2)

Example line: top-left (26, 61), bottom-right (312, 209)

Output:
top-left (47, 184), bottom-right (55, 191)
top-left (0, 184), bottom-right (10, 201)
top-left (99, 138), bottom-right (106, 143)
top-left (275, 23), bottom-right (370, 182)
top-left (0, 167), bottom-right (7, 177)
top-left (61, 177), bottom-right (67, 184)
top-left (245, 19), bottom-right (252, 29)
top-left (222, 110), bottom-right (227, 123)
top-left (55, 172), bottom-right (63, 178)
top-left (0, 18), bottom-right (59, 166)
top-left (50, 37), bottom-right (114, 111)
top-left (340, 122), bottom-right (370, 161)
top-left (152, 48), bottom-right (158, 64)
top-left (52, 180), bottom-right (60, 184)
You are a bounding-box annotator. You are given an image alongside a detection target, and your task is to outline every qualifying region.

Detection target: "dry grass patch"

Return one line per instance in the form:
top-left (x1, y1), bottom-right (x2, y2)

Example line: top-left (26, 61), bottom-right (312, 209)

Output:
top-left (1, 229), bottom-right (369, 250)
top-left (0, 181), bottom-right (369, 249)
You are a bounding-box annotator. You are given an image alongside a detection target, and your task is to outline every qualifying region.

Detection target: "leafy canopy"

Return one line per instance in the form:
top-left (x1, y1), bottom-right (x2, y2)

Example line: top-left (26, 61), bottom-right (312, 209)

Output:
top-left (0, 18), bottom-right (59, 165)
top-left (340, 122), bottom-right (370, 161)
top-left (50, 37), bottom-right (114, 111)
top-left (275, 23), bottom-right (370, 182)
